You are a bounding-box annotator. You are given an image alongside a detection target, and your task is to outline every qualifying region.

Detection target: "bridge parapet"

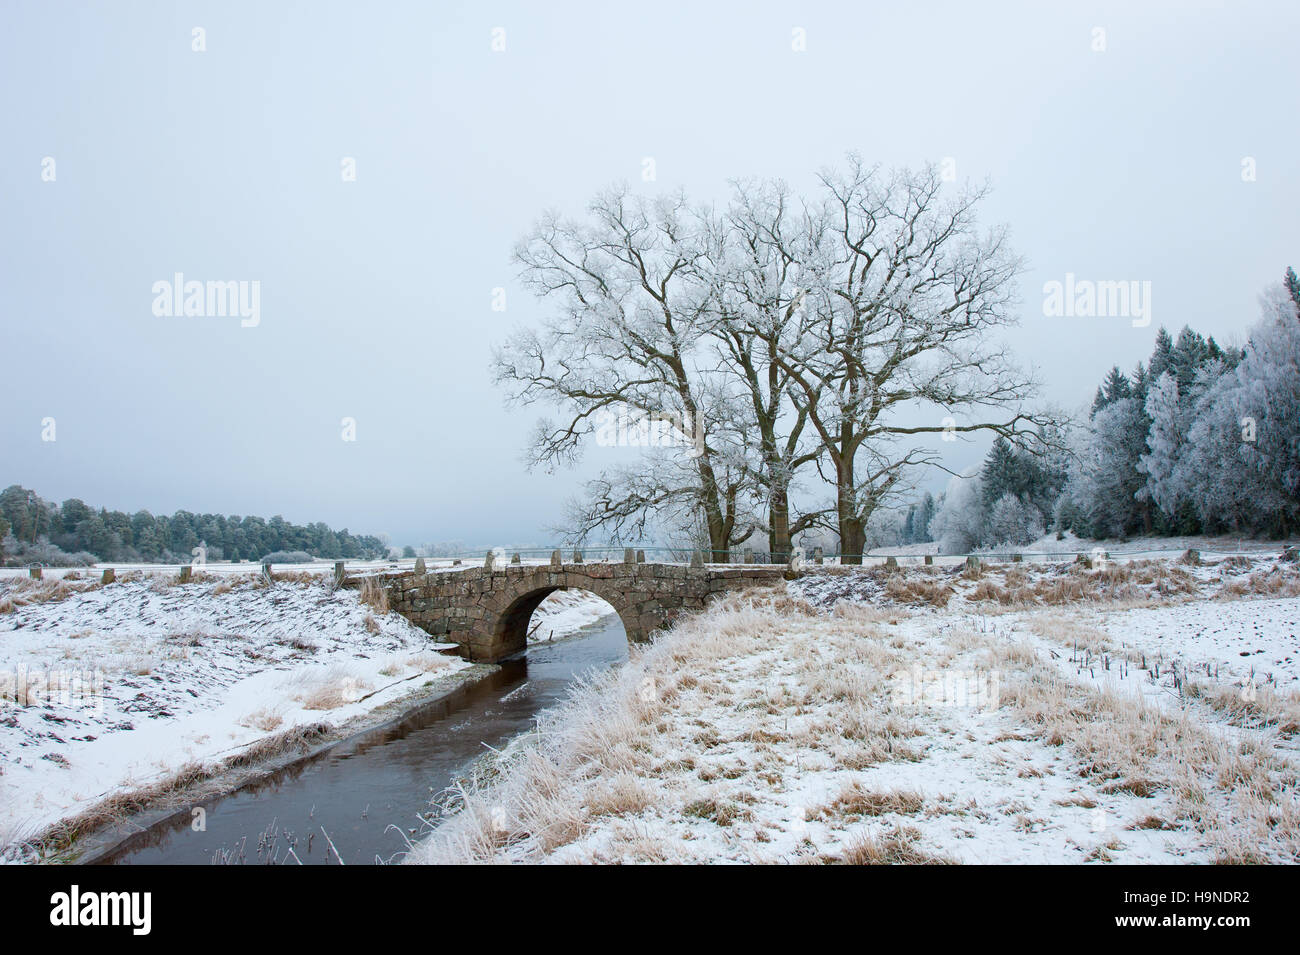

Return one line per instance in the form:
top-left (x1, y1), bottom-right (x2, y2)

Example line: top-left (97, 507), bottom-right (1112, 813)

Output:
top-left (344, 562), bottom-right (784, 661)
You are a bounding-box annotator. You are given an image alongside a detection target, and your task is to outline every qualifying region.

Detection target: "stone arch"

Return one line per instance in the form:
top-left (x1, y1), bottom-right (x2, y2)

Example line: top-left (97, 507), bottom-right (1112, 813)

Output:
top-left (368, 561), bottom-right (785, 664)
top-left (482, 575), bottom-right (642, 661)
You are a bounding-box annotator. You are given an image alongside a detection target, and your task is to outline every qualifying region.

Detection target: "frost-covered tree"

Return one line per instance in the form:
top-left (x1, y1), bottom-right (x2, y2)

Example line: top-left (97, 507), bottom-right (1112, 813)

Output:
top-left (770, 159), bottom-right (1045, 562)
top-left (1136, 372), bottom-right (1187, 518)
top-left (1181, 283), bottom-right (1300, 535)
top-left (494, 188), bottom-right (754, 560)
top-left (928, 470), bottom-right (987, 555)
top-left (1059, 396), bottom-right (1149, 538)
top-left (986, 493), bottom-right (1044, 547)
top-left (916, 491), bottom-right (937, 543)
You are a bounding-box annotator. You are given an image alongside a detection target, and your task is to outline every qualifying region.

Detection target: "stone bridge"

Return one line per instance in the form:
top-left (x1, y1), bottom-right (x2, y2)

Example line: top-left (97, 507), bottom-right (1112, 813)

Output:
top-left (345, 557), bottom-right (785, 662)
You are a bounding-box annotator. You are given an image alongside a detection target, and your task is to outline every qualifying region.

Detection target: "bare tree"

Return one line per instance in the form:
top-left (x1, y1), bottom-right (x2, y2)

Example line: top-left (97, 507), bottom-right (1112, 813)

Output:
top-left (494, 188), bottom-right (752, 560)
top-left (776, 159), bottom-right (1043, 562)
top-left (704, 179), bottom-right (826, 557)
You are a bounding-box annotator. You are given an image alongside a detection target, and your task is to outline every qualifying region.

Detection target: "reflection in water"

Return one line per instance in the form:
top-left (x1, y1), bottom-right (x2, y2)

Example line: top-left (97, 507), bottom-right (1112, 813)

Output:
top-left (98, 615), bottom-right (628, 865)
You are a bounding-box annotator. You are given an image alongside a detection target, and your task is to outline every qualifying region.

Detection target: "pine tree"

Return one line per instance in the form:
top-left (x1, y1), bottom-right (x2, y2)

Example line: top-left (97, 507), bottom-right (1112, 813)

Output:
top-left (917, 492), bottom-right (936, 543)
top-left (981, 438), bottom-right (1021, 507)
top-left (1147, 327), bottom-right (1175, 381)
top-left (1171, 326), bottom-right (1209, 391)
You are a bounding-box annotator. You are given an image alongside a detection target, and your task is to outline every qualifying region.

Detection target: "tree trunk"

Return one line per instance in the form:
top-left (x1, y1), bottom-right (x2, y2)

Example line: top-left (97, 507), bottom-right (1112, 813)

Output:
top-left (769, 484), bottom-right (791, 559)
top-left (835, 446), bottom-right (865, 564)
top-left (839, 518), bottom-right (866, 565)
top-left (704, 507), bottom-right (730, 564)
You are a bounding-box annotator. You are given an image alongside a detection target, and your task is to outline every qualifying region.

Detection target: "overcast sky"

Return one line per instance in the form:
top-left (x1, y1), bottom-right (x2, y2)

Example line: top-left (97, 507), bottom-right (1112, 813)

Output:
top-left (2, 1), bottom-right (1295, 547)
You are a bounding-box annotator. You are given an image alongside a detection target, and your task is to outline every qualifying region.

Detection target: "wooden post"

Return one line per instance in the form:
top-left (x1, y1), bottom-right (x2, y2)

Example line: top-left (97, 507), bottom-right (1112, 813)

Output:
top-left (101, 567), bottom-right (115, 585)
top-left (884, 556), bottom-right (899, 571)
top-left (28, 566), bottom-right (41, 579)
top-left (262, 561), bottom-right (273, 582)
top-left (924, 555), bottom-right (934, 566)
top-left (814, 546), bottom-right (824, 565)
top-left (179, 565), bottom-right (192, 583)
top-left (334, 561), bottom-right (346, 584)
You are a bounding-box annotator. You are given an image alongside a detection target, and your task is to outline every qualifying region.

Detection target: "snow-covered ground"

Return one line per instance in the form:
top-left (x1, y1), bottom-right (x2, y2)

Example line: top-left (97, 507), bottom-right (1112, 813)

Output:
top-left (410, 553), bottom-right (1300, 865)
top-left (0, 570), bottom-right (615, 860)
top-left (872, 531), bottom-right (1296, 561)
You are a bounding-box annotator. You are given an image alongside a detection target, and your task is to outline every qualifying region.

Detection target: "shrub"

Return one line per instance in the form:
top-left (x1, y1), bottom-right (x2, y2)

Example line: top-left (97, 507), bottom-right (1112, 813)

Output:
top-left (258, 550), bottom-right (316, 564)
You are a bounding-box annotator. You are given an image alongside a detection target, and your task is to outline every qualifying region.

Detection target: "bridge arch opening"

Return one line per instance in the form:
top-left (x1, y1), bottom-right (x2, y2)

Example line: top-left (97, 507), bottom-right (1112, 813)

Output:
top-left (493, 586), bottom-right (630, 659)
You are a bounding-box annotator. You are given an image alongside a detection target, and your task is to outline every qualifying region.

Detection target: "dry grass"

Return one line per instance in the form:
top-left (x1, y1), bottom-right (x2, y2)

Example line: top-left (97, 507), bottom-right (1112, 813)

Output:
top-left (0, 575), bottom-right (105, 613)
top-left (884, 575), bottom-right (954, 607)
top-left (1214, 566), bottom-right (1300, 600)
top-left (834, 824), bottom-right (957, 865)
top-left (966, 560), bottom-right (1201, 610)
top-left (287, 665), bottom-right (373, 710)
top-left (991, 645), bottom-right (1300, 862)
top-left (1185, 681), bottom-right (1300, 737)
top-left (585, 773), bottom-right (655, 818)
top-left (811, 783), bottom-right (925, 820)
top-left (359, 576), bottom-right (390, 614)
top-left (237, 707), bottom-right (285, 732)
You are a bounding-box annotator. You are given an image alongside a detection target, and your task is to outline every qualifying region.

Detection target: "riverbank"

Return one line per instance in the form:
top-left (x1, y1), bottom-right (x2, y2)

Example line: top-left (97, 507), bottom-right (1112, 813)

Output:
top-left (409, 554), bottom-right (1300, 864)
top-left (0, 570), bottom-right (612, 862)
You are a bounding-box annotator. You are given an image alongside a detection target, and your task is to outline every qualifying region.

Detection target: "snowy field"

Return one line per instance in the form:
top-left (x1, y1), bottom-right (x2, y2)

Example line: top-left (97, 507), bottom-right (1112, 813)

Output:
top-left (0, 569), bottom-right (615, 860)
top-left (410, 550), bottom-right (1300, 864)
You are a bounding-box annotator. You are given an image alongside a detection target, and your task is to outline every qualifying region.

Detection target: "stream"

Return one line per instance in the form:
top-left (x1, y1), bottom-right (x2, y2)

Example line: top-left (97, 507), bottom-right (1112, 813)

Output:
top-left (96, 614), bottom-right (629, 865)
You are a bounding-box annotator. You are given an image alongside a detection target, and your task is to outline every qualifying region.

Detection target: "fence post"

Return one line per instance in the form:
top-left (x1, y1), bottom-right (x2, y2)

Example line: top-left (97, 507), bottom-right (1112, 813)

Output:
top-left (179, 565), bottom-right (192, 583)
top-left (814, 546), bottom-right (824, 565)
top-left (334, 561), bottom-right (346, 585)
top-left (924, 555), bottom-right (934, 566)
top-left (262, 561), bottom-right (273, 582)
top-left (101, 567), bottom-right (115, 585)
top-left (28, 566), bottom-right (41, 580)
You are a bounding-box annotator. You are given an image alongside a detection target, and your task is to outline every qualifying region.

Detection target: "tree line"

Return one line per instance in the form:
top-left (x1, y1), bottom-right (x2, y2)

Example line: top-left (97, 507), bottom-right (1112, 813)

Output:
top-left (0, 485), bottom-right (388, 566)
top-left (916, 269), bottom-right (1300, 552)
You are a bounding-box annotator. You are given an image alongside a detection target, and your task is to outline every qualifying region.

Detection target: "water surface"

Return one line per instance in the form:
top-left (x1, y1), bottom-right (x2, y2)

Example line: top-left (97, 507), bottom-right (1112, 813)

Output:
top-left (98, 616), bottom-right (628, 865)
